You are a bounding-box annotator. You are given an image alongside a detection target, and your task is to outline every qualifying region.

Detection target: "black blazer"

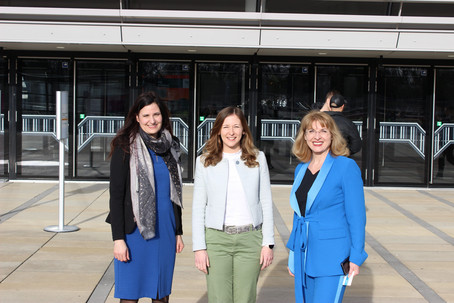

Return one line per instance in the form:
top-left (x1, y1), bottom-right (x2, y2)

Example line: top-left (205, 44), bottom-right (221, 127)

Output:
top-left (105, 145), bottom-right (182, 241)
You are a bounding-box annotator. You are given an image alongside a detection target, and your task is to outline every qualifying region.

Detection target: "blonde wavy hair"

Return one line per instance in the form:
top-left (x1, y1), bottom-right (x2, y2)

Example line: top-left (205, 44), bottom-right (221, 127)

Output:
top-left (292, 110), bottom-right (349, 162)
top-left (202, 107), bottom-right (259, 168)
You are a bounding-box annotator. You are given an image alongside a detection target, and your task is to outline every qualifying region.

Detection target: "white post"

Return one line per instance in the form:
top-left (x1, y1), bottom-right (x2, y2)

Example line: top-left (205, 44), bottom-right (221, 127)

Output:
top-left (44, 91), bottom-right (79, 233)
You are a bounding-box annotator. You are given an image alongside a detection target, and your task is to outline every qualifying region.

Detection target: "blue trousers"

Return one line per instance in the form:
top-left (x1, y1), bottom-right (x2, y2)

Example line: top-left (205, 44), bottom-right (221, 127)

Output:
top-left (303, 275), bottom-right (346, 303)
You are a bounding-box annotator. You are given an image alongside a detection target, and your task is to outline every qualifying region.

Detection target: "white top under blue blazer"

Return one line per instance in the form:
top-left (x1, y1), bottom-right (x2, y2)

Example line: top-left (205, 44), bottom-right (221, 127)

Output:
top-left (192, 151), bottom-right (274, 251)
top-left (287, 153), bottom-right (368, 302)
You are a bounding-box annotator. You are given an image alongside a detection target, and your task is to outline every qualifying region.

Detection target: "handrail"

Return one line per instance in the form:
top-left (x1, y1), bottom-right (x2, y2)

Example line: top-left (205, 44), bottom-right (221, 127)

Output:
top-left (17, 115), bottom-right (448, 160)
top-left (434, 123), bottom-right (454, 159)
top-left (197, 118), bottom-right (215, 154)
top-left (379, 121), bottom-right (426, 158)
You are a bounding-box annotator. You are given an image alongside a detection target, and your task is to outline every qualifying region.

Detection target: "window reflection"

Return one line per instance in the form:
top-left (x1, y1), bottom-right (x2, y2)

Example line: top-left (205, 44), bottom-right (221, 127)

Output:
top-left (433, 68), bottom-right (454, 184)
top-left (76, 60), bottom-right (128, 178)
top-left (0, 58), bottom-right (7, 177)
top-left (376, 67), bottom-right (429, 185)
top-left (140, 61), bottom-right (191, 178)
top-left (259, 64), bottom-right (312, 182)
top-left (17, 59), bottom-right (71, 178)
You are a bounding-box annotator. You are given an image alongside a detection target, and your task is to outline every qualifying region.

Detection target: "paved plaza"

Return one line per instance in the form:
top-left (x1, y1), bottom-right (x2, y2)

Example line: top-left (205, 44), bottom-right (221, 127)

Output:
top-left (0, 181), bottom-right (453, 303)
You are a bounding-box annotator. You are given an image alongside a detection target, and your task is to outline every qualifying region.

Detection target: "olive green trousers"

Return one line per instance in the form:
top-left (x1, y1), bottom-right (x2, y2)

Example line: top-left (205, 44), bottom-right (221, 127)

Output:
top-left (205, 228), bottom-right (262, 303)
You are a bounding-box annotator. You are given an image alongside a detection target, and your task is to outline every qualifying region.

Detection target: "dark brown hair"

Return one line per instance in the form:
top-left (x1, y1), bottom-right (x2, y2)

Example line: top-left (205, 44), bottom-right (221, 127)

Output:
top-left (109, 91), bottom-right (172, 156)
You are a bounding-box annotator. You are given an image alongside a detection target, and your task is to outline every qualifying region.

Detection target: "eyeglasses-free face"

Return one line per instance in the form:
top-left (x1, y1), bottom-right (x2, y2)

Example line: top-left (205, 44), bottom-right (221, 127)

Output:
top-left (304, 121), bottom-right (332, 155)
top-left (136, 103), bottom-right (162, 138)
top-left (219, 114), bottom-right (244, 153)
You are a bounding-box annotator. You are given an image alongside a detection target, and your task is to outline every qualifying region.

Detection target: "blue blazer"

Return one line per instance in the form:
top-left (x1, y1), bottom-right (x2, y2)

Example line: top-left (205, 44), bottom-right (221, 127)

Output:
top-left (287, 153), bottom-right (368, 301)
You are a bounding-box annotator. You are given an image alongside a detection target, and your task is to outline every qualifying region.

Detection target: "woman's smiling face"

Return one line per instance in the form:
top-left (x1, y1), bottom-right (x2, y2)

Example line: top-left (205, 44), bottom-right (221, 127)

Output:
top-left (220, 114), bottom-right (244, 153)
top-left (304, 120), bottom-right (332, 155)
top-left (136, 102), bottom-right (162, 138)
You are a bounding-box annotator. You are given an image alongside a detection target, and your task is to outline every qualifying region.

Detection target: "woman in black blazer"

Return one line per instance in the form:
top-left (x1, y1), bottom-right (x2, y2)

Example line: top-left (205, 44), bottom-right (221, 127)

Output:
top-left (106, 92), bottom-right (184, 303)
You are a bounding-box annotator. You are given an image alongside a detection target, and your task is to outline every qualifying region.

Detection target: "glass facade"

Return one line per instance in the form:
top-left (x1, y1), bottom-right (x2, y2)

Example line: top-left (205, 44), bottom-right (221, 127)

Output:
top-left (196, 63), bottom-right (249, 156)
top-left (375, 66), bottom-right (430, 185)
top-left (16, 59), bottom-right (71, 178)
top-left (127, 0), bottom-right (248, 11)
top-left (0, 55), bottom-right (452, 187)
top-left (139, 61), bottom-right (191, 178)
top-left (0, 58), bottom-right (7, 177)
top-left (315, 65), bottom-right (368, 171)
top-left (75, 60), bottom-right (129, 178)
top-left (258, 64), bottom-right (313, 182)
top-left (0, 0), bottom-right (120, 8)
top-left (432, 68), bottom-right (454, 184)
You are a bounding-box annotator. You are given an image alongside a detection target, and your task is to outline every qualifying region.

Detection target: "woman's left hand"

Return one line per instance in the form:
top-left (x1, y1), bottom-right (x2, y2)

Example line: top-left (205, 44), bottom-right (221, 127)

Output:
top-left (176, 235), bottom-right (184, 253)
top-left (260, 246), bottom-right (274, 270)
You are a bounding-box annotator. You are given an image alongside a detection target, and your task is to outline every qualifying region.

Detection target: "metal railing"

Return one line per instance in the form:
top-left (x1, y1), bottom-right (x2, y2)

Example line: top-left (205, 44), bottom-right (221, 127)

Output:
top-left (379, 121), bottom-right (426, 158)
top-left (434, 123), bottom-right (454, 159)
top-left (197, 118), bottom-right (215, 154)
top-left (77, 116), bottom-right (124, 151)
top-left (15, 115), bottom-right (454, 160)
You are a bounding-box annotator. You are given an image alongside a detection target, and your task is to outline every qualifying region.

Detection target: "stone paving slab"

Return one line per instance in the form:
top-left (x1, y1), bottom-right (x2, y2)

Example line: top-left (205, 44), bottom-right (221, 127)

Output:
top-left (0, 181), bottom-right (453, 303)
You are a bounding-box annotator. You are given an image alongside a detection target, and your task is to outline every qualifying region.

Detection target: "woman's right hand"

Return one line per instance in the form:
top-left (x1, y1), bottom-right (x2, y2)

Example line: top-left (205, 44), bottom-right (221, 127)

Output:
top-left (287, 266), bottom-right (295, 277)
top-left (194, 249), bottom-right (210, 274)
top-left (114, 239), bottom-right (129, 262)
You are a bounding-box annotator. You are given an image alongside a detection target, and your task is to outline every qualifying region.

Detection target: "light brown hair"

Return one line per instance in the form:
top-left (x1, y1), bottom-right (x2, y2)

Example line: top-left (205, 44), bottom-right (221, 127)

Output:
top-left (292, 110), bottom-right (349, 162)
top-left (202, 106), bottom-right (259, 168)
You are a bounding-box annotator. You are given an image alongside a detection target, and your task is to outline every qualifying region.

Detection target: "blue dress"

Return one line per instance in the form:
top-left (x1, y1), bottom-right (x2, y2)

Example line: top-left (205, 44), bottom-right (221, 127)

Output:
top-left (114, 149), bottom-right (177, 300)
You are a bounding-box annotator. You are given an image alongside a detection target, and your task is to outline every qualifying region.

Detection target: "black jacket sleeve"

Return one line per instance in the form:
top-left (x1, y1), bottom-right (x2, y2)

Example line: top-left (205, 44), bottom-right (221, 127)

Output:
top-left (173, 203), bottom-right (183, 236)
top-left (106, 146), bottom-right (133, 241)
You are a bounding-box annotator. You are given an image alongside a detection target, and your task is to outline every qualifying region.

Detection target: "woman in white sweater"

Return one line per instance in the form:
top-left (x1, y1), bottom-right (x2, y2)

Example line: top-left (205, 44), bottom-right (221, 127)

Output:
top-left (192, 106), bottom-right (274, 303)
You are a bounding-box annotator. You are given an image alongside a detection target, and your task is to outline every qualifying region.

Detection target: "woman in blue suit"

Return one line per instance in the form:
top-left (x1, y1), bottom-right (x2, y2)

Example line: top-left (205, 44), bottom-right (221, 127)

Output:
top-left (287, 110), bottom-right (368, 303)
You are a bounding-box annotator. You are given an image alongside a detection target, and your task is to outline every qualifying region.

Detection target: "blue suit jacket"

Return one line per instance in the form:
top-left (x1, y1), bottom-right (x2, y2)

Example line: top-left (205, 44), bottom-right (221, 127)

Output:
top-left (287, 153), bottom-right (367, 301)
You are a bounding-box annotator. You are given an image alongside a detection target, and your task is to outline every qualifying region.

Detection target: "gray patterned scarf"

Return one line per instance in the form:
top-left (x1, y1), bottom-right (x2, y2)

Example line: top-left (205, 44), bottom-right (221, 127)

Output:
top-left (130, 128), bottom-right (183, 240)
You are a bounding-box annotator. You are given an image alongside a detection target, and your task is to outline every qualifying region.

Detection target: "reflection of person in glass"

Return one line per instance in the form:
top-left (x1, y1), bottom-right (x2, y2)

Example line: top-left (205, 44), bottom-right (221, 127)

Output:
top-left (192, 106), bottom-right (274, 303)
top-left (287, 111), bottom-right (367, 303)
top-left (106, 92), bottom-right (184, 303)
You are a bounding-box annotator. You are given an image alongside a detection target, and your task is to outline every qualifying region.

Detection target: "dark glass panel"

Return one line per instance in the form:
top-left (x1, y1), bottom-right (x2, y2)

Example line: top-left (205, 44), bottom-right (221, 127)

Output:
top-left (0, 58), bottom-right (7, 177)
top-left (402, 3), bottom-right (454, 17)
top-left (266, 0), bottom-right (396, 15)
top-left (17, 59), bottom-right (71, 178)
top-left (140, 61), bottom-right (191, 179)
top-left (259, 64), bottom-right (312, 182)
top-left (376, 66), bottom-right (430, 185)
top-left (196, 63), bottom-right (248, 156)
top-left (316, 65), bottom-right (368, 169)
top-left (0, 0), bottom-right (120, 8)
top-left (76, 60), bottom-right (129, 178)
top-left (433, 68), bottom-right (454, 185)
top-left (127, 0), bottom-right (246, 11)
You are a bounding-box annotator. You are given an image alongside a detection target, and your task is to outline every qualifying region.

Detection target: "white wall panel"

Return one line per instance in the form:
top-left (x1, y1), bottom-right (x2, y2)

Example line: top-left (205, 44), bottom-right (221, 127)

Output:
top-left (122, 26), bottom-right (260, 47)
top-left (398, 32), bottom-right (454, 50)
top-left (260, 29), bottom-right (399, 50)
top-left (0, 23), bottom-right (122, 44)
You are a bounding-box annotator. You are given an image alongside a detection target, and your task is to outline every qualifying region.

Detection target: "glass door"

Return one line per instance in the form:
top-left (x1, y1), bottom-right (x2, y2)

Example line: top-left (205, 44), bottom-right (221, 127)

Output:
top-left (0, 58), bottom-right (7, 177)
top-left (16, 59), bottom-right (71, 178)
top-left (75, 60), bottom-right (129, 178)
top-left (375, 66), bottom-right (431, 185)
top-left (315, 65), bottom-right (369, 173)
top-left (432, 68), bottom-right (454, 185)
top-left (196, 62), bottom-right (249, 157)
top-left (139, 61), bottom-right (191, 179)
top-left (258, 64), bottom-right (313, 182)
